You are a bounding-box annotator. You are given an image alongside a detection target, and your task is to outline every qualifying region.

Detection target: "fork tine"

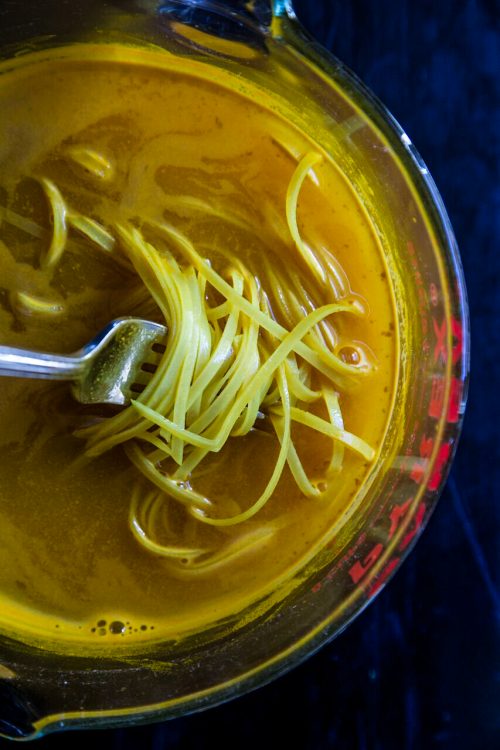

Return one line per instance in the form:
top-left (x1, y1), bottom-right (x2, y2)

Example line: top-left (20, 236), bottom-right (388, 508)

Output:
top-left (74, 318), bottom-right (167, 405)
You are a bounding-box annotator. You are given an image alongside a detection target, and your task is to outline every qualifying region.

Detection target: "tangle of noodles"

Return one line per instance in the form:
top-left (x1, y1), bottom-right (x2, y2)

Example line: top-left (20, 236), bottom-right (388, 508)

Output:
top-left (13, 150), bottom-right (377, 574)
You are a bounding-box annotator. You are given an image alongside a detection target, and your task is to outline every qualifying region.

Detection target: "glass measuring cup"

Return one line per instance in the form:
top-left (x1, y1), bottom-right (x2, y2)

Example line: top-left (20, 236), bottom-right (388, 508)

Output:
top-left (0, 0), bottom-right (469, 739)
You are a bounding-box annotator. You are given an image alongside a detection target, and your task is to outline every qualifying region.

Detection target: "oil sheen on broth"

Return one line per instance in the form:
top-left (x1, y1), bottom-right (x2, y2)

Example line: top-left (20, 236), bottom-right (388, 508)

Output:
top-left (0, 44), bottom-right (397, 648)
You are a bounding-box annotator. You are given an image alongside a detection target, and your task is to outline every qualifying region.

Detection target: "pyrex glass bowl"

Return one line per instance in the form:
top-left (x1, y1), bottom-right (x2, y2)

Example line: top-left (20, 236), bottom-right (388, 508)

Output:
top-left (0, 0), bottom-right (469, 739)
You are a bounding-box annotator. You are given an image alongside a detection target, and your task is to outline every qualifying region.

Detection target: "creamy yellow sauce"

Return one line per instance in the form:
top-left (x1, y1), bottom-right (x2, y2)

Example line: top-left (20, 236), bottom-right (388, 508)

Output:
top-left (0, 44), bottom-right (397, 650)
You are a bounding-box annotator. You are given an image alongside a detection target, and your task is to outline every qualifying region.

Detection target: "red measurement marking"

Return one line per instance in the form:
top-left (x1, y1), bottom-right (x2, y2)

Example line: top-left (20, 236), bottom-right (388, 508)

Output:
top-left (432, 316), bottom-right (463, 367)
top-left (311, 533), bottom-right (368, 594)
top-left (410, 436), bottom-right (434, 484)
top-left (367, 558), bottom-right (400, 598)
top-left (367, 501), bottom-right (427, 597)
top-left (410, 437), bottom-right (453, 491)
top-left (410, 462), bottom-right (425, 485)
top-left (429, 375), bottom-right (446, 419)
top-left (433, 318), bottom-right (447, 364)
top-left (399, 501), bottom-right (426, 551)
top-left (429, 375), bottom-right (464, 423)
top-left (388, 498), bottom-right (413, 539)
top-left (429, 282), bottom-right (439, 306)
top-left (348, 543), bottom-right (384, 584)
top-left (451, 317), bottom-right (463, 366)
top-left (448, 377), bottom-right (463, 423)
top-left (428, 442), bottom-right (453, 491)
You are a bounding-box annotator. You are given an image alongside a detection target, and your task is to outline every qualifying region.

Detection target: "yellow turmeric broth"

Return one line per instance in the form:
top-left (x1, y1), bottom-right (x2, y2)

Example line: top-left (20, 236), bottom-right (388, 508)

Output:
top-left (0, 44), bottom-right (397, 650)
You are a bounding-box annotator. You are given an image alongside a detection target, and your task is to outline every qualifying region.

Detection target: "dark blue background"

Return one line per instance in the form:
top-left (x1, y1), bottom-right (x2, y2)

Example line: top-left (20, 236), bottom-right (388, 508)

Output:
top-left (3, 1), bottom-right (498, 748)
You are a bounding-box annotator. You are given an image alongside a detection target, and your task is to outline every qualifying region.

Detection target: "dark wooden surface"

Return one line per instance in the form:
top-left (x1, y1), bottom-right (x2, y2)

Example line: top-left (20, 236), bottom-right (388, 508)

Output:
top-left (2, 1), bottom-right (498, 747)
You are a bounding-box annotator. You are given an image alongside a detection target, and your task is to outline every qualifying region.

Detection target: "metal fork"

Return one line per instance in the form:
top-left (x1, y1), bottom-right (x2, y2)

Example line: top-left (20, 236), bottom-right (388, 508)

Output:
top-left (0, 318), bottom-right (167, 405)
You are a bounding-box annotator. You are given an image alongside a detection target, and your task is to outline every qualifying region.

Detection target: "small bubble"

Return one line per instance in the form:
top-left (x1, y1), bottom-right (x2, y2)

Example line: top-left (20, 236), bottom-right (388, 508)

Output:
top-left (109, 621), bottom-right (126, 635)
top-left (91, 628), bottom-right (96, 633)
top-left (97, 619), bottom-right (107, 628)
top-left (338, 346), bottom-right (360, 365)
top-left (98, 627), bottom-right (107, 636)
top-left (140, 625), bottom-right (148, 632)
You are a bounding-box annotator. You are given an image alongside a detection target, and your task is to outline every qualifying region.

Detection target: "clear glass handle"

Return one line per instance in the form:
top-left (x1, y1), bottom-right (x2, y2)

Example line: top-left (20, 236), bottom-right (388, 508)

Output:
top-left (145, 0), bottom-right (294, 29)
top-left (211, 0), bottom-right (293, 19)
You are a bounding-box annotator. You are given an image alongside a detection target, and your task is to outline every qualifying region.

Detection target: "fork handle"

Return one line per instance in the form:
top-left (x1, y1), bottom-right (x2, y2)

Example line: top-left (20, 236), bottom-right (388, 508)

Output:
top-left (0, 345), bottom-right (83, 381)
